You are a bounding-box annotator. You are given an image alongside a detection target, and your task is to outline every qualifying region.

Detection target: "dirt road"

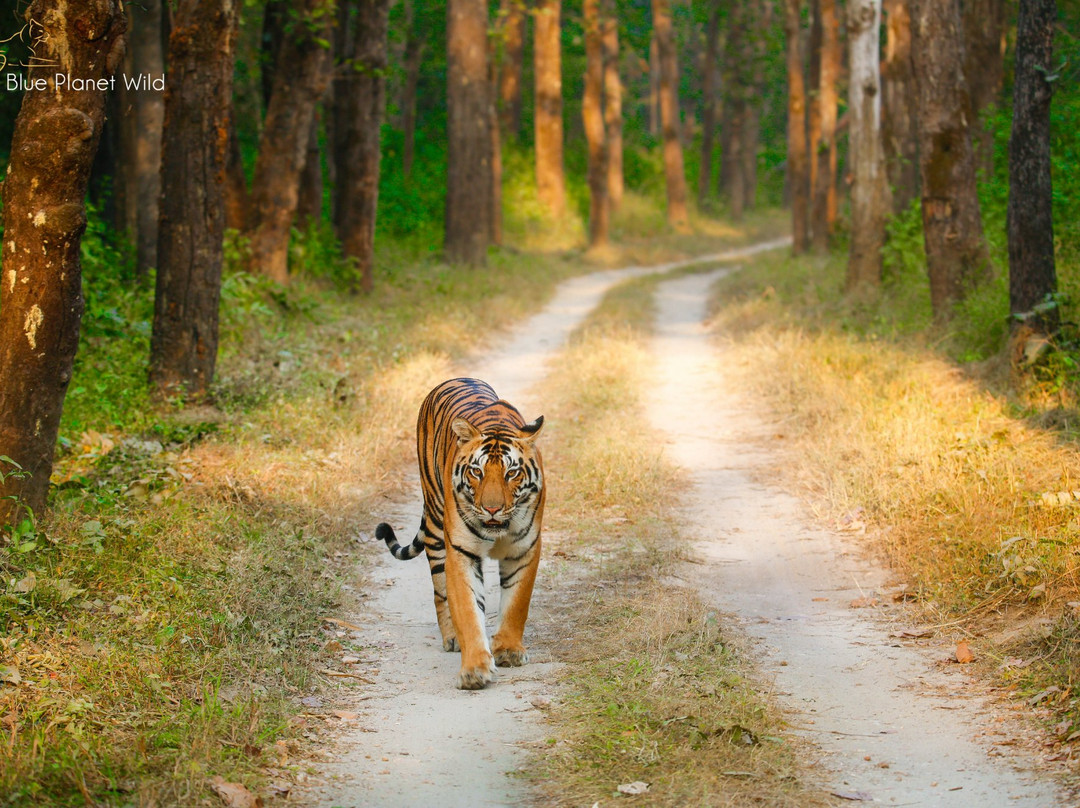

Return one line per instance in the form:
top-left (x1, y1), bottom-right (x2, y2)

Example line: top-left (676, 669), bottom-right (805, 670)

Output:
top-left (305, 244), bottom-right (1065, 807)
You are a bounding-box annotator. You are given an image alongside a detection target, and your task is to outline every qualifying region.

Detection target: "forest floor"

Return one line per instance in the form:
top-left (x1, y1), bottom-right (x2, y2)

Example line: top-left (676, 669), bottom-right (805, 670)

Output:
top-left (294, 242), bottom-right (1074, 807)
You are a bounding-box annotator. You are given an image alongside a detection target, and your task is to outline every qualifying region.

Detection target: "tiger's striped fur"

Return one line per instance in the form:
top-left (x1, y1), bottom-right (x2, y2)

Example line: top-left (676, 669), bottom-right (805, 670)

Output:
top-left (377, 377), bottom-right (545, 690)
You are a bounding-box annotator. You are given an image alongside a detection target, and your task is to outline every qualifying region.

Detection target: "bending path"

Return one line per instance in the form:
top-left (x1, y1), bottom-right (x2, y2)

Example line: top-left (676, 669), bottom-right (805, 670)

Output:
top-left (646, 268), bottom-right (1064, 806)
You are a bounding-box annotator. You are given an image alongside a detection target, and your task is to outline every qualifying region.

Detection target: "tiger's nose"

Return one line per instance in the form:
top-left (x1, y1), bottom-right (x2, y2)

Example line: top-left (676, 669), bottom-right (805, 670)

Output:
top-left (484, 505), bottom-right (501, 516)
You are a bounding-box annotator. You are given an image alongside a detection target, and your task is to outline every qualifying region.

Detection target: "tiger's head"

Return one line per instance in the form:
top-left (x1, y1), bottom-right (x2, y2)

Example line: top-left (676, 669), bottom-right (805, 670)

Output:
top-left (450, 416), bottom-right (544, 538)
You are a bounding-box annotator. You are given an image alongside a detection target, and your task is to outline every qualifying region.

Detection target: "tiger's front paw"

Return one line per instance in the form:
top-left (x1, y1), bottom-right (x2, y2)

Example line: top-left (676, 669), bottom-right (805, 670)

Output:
top-left (456, 651), bottom-right (496, 690)
top-left (442, 636), bottom-right (459, 652)
top-left (493, 645), bottom-right (529, 667)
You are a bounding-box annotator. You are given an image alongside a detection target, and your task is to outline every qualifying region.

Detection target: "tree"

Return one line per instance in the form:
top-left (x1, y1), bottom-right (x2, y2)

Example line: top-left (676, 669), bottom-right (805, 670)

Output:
top-left (336, 0), bottom-right (391, 291)
top-left (652, 0), bottom-right (689, 228)
top-left (698, 3), bottom-right (722, 207)
top-left (1008, 0), bottom-right (1058, 339)
top-left (534, 0), bottom-right (567, 218)
top-left (882, 0), bottom-right (919, 213)
top-left (784, 0), bottom-right (811, 252)
top-left (963, 0), bottom-right (1005, 174)
top-left (245, 0), bottom-right (333, 284)
top-left (846, 0), bottom-right (887, 293)
top-left (0, 0), bottom-right (125, 525)
top-left (498, 0), bottom-right (527, 136)
top-left (446, 0), bottom-right (494, 264)
top-left (911, 0), bottom-right (990, 319)
top-left (810, 0), bottom-right (840, 250)
top-left (150, 0), bottom-right (238, 398)
top-left (401, 5), bottom-right (427, 178)
top-left (583, 0), bottom-right (610, 247)
top-left (603, 14), bottom-right (624, 211)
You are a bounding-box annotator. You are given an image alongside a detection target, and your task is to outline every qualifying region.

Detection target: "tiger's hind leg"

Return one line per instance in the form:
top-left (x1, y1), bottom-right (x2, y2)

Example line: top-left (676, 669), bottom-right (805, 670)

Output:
top-left (421, 530), bottom-right (458, 652)
top-left (492, 535), bottom-right (541, 668)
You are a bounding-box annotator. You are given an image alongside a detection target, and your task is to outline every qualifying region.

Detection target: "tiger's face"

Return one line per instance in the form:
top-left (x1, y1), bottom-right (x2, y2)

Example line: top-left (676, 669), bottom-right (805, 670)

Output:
top-left (450, 417), bottom-right (544, 539)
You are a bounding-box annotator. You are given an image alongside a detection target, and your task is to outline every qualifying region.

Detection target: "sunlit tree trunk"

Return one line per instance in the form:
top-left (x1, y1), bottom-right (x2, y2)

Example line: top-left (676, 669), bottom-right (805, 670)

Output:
top-left (811, 0), bottom-right (840, 250)
top-left (649, 35), bottom-right (661, 137)
top-left (151, 0), bottom-right (237, 398)
top-left (583, 0), bottom-right (609, 248)
top-left (882, 0), bottom-right (919, 213)
top-left (489, 37), bottom-right (504, 246)
top-left (0, 0), bottom-right (125, 525)
top-left (911, 0), bottom-right (990, 319)
top-left (534, 0), bottom-right (566, 218)
top-left (1008, 0), bottom-right (1058, 337)
top-left (246, 0), bottom-right (332, 283)
top-left (498, 0), bottom-right (526, 136)
top-left (698, 3), bottom-right (721, 207)
top-left (652, 0), bottom-right (688, 228)
top-left (963, 0), bottom-right (1005, 176)
top-left (337, 0), bottom-right (390, 291)
top-left (784, 0), bottom-right (810, 252)
top-left (847, 0), bottom-right (887, 294)
top-left (603, 13), bottom-right (624, 212)
top-left (446, 0), bottom-right (493, 264)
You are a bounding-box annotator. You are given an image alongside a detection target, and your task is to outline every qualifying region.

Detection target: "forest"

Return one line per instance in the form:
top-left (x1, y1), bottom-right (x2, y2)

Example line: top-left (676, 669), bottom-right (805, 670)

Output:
top-left (0, 0), bottom-right (1078, 803)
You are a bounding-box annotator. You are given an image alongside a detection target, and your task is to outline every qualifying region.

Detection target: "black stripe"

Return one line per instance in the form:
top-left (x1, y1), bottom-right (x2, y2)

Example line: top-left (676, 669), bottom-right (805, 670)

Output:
top-left (429, 562), bottom-right (445, 576)
top-left (451, 542), bottom-right (482, 563)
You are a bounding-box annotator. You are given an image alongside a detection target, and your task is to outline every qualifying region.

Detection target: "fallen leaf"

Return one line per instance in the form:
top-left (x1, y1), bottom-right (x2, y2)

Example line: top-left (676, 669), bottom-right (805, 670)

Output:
top-left (12, 572), bottom-right (36, 593)
top-left (812, 597), bottom-right (830, 602)
top-left (831, 790), bottom-right (874, 801)
top-left (332, 710), bottom-right (358, 721)
top-left (617, 781), bottom-right (650, 795)
top-left (1029, 686), bottom-right (1061, 707)
top-left (321, 616), bottom-right (364, 631)
top-left (209, 776), bottom-right (262, 808)
top-left (892, 627), bottom-right (933, 639)
top-left (953, 640), bottom-right (975, 664)
top-left (0, 665), bottom-right (20, 686)
top-left (300, 696), bottom-right (323, 709)
top-left (849, 597), bottom-right (878, 609)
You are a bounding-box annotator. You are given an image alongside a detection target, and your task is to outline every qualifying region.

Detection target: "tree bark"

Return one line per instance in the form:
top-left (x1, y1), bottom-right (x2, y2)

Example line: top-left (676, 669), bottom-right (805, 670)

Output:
top-left (401, 21), bottom-right (425, 179)
top-left (446, 0), bottom-right (493, 264)
top-left (652, 0), bottom-right (689, 228)
top-left (330, 0), bottom-right (356, 226)
top-left (0, 0), bottom-right (125, 524)
top-left (534, 0), bottom-right (566, 218)
top-left (603, 14), bottom-right (624, 212)
top-left (649, 35), bottom-right (661, 137)
top-left (490, 37), bottom-right (504, 246)
top-left (150, 0), bottom-right (237, 398)
top-left (1008, 0), bottom-right (1057, 335)
top-left (847, 0), bottom-right (887, 294)
top-left (337, 0), bottom-right (390, 291)
top-left (245, 0), bottom-right (332, 284)
top-left (811, 0), bottom-right (840, 250)
top-left (963, 0), bottom-right (1005, 176)
top-left (498, 0), bottom-right (526, 136)
top-left (911, 0), bottom-right (990, 319)
top-left (117, 0), bottom-right (164, 278)
top-left (296, 112), bottom-right (324, 228)
top-left (698, 3), bottom-right (722, 207)
top-left (224, 119), bottom-right (249, 231)
top-left (583, 0), bottom-right (609, 248)
top-left (882, 0), bottom-right (919, 213)
top-left (784, 0), bottom-right (811, 253)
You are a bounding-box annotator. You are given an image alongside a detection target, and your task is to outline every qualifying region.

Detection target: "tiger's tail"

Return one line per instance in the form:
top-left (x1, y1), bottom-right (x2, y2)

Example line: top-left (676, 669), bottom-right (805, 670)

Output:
top-left (377, 522), bottom-right (426, 560)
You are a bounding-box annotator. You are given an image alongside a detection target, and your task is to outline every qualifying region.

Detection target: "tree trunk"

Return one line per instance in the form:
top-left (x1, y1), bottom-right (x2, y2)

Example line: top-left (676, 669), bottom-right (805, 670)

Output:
top-left (1008, 0), bottom-right (1057, 335)
top-left (446, 0), bottom-right (493, 264)
top-left (534, 0), bottom-right (566, 218)
top-left (603, 14), bottom-right (624, 212)
top-left (963, 0), bottom-right (1005, 176)
top-left (490, 37), bottom-right (504, 246)
top-left (117, 0), bottom-right (164, 278)
top-left (245, 0), bottom-right (332, 283)
top-left (784, 0), bottom-right (811, 253)
top-left (401, 25), bottom-right (425, 179)
top-left (330, 0), bottom-right (356, 227)
top-left (741, 0), bottom-right (770, 213)
top-left (649, 35), bottom-right (661, 137)
top-left (296, 113), bottom-right (324, 228)
top-left (498, 0), bottom-right (526, 136)
top-left (652, 0), bottom-right (689, 229)
top-left (583, 0), bottom-right (609, 248)
top-left (808, 0), bottom-right (823, 220)
top-left (150, 0), bottom-right (237, 398)
top-left (0, 0), bottom-right (125, 525)
top-left (811, 0), bottom-right (840, 251)
top-left (846, 0), bottom-right (887, 294)
top-left (698, 3), bottom-right (721, 207)
top-left (336, 0), bottom-right (390, 290)
top-left (224, 119), bottom-right (249, 231)
top-left (911, 0), bottom-right (990, 319)
top-left (882, 0), bottom-right (919, 213)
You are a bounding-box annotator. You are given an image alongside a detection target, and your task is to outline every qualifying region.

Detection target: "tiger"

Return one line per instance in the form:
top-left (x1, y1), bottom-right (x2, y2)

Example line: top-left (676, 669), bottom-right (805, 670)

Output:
top-left (376, 377), bottom-right (545, 690)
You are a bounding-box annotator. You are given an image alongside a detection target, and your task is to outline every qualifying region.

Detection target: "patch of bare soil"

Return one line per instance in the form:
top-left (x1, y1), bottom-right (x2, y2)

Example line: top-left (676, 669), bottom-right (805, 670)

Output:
top-left (646, 268), bottom-right (1071, 806)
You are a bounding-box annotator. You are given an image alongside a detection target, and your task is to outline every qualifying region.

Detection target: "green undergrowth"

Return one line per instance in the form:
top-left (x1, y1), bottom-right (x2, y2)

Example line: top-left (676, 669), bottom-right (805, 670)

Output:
top-left (525, 276), bottom-right (832, 806)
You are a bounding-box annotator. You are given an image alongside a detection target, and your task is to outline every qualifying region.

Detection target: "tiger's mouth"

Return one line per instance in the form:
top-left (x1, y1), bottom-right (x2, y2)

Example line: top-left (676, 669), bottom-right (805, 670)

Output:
top-left (483, 518), bottom-right (509, 528)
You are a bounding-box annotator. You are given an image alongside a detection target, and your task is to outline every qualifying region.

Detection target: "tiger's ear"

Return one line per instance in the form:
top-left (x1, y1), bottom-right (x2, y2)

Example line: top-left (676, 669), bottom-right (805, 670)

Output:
top-left (519, 415), bottom-right (544, 441)
top-left (451, 418), bottom-right (481, 444)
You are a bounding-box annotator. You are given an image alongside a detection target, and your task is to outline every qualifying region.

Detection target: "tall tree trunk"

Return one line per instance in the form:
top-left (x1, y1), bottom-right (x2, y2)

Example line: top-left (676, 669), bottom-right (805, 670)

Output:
top-left (649, 35), bottom-right (661, 137)
top-left (1008, 0), bottom-right (1058, 337)
top-left (811, 0), bottom-right (840, 250)
top-left (784, 0), bottom-right (811, 252)
top-left (911, 0), bottom-right (990, 319)
top-left (245, 0), bottom-right (332, 283)
top-left (446, 0), bottom-right (493, 264)
top-left (534, 0), bottom-right (566, 218)
top-left (337, 0), bottom-right (390, 291)
top-left (296, 113), bottom-right (324, 228)
top-left (330, 0), bottom-right (356, 227)
top-left (0, 0), bottom-right (125, 524)
top-left (847, 0), bottom-right (887, 294)
top-left (401, 24), bottom-right (425, 179)
top-left (652, 0), bottom-right (689, 228)
top-left (698, 3), bottom-right (722, 207)
top-left (118, 0), bottom-right (164, 278)
top-left (808, 0), bottom-right (823, 221)
top-left (603, 14), bottom-right (624, 212)
top-left (583, 0), bottom-right (609, 248)
top-left (741, 0), bottom-right (771, 213)
top-left (490, 37), bottom-right (504, 246)
top-left (882, 0), bottom-right (919, 213)
top-left (150, 0), bottom-right (237, 398)
top-left (963, 0), bottom-right (1005, 176)
top-left (498, 0), bottom-right (526, 136)
top-left (224, 119), bottom-right (249, 231)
